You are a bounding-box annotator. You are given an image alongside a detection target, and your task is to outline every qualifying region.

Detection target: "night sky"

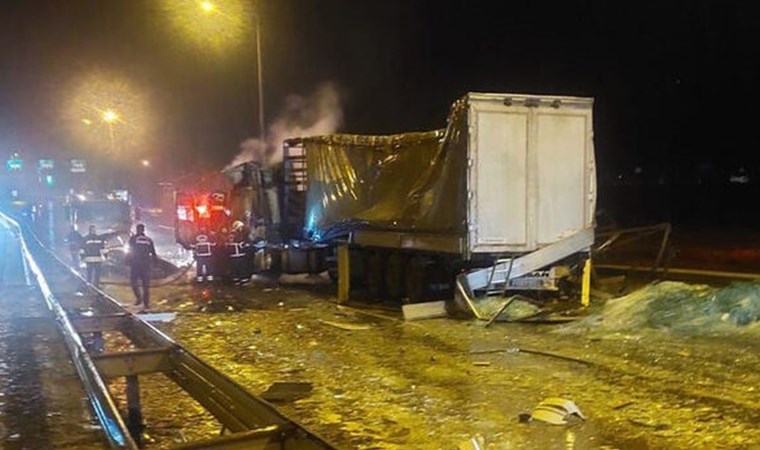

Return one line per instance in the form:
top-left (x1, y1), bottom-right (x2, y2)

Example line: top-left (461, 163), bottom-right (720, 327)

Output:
top-left (1, 0), bottom-right (757, 183)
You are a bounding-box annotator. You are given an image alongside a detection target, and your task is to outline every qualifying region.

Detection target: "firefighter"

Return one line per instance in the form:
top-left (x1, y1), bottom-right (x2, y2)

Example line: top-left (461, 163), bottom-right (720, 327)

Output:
top-left (211, 227), bottom-right (227, 279)
top-left (251, 219), bottom-right (267, 243)
top-left (82, 225), bottom-right (115, 287)
top-left (191, 227), bottom-right (216, 282)
top-left (226, 221), bottom-right (251, 284)
top-left (127, 223), bottom-right (159, 310)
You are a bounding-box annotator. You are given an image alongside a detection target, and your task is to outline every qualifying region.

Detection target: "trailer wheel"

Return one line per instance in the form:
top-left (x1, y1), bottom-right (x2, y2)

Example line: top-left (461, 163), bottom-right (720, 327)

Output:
top-left (428, 258), bottom-right (453, 299)
top-left (405, 256), bottom-right (428, 302)
top-left (365, 251), bottom-right (386, 300)
top-left (350, 249), bottom-right (366, 288)
top-left (385, 252), bottom-right (407, 301)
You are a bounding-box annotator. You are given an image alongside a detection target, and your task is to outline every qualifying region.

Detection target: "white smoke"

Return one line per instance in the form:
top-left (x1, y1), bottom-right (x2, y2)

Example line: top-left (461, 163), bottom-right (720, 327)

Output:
top-left (227, 82), bottom-right (343, 169)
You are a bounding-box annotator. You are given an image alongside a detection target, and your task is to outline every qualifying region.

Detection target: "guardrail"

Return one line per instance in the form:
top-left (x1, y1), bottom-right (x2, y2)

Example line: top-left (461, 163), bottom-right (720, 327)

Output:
top-left (0, 211), bottom-right (135, 448)
top-left (1, 210), bottom-right (336, 450)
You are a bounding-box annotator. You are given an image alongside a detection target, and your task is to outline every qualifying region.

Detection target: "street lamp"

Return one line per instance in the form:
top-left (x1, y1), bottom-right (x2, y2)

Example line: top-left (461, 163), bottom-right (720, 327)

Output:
top-left (253, 10), bottom-right (265, 144)
top-left (198, 1), bottom-right (266, 143)
top-left (102, 109), bottom-right (119, 154)
top-left (102, 109), bottom-right (119, 123)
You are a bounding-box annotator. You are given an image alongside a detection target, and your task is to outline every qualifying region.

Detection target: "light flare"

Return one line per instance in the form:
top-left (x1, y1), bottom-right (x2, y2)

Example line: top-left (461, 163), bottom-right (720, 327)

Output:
top-left (102, 110), bottom-right (119, 124)
top-left (158, 0), bottom-right (252, 55)
top-left (62, 72), bottom-right (153, 160)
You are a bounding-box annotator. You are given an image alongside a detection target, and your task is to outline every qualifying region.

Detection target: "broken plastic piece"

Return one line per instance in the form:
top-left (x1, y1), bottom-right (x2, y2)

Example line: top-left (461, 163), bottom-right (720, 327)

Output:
top-left (528, 397), bottom-right (586, 425)
top-left (260, 382), bottom-right (313, 402)
top-left (458, 434), bottom-right (486, 450)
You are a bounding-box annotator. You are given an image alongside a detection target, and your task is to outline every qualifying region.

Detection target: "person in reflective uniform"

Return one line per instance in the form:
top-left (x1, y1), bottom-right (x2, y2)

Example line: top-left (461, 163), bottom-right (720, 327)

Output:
top-left (82, 225), bottom-right (114, 287)
top-left (192, 228), bottom-right (215, 282)
top-left (226, 221), bottom-right (250, 284)
top-left (212, 227), bottom-right (228, 280)
top-left (127, 223), bottom-right (158, 310)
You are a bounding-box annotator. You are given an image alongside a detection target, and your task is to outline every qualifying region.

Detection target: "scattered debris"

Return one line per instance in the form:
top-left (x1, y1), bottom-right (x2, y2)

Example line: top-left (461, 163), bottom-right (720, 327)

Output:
top-left (569, 281), bottom-right (760, 335)
top-left (590, 287), bottom-right (616, 300)
top-left (469, 347), bottom-right (592, 366)
top-left (458, 434), bottom-right (486, 450)
top-left (260, 382), bottom-right (314, 402)
top-left (318, 319), bottom-right (372, 331)
top-left (472, 361), bottom-right (491, 367)
top-left (402, 301), bottom-right (447, 321)
top-left (485, 297), bottom-right (516, 327)
top-left (511, 317), bottom-right (579, 324)
top-left (136, 312), bottom-right (177, 322)
top-left (522, 398), bottom-right (586, 425)
top-left (476, 296), bottom-right (542, 323)
top-left (628, 418), bottom-right (669, 431)
top-left (613, 401), bottom-right (635, 410)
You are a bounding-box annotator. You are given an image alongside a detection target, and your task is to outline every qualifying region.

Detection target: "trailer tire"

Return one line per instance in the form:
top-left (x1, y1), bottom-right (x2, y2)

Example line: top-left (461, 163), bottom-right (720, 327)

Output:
top-left (405, 256), bottom-right (428, 302)
top-left (365, 251), bottom-right (386, 300)
top-left (385, 252), bottom-right (407, 301)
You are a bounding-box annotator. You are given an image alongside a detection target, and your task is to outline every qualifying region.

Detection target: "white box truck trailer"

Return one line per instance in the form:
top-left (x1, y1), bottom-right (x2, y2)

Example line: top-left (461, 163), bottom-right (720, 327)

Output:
top-left (276, 92), bottom-right (596, 302)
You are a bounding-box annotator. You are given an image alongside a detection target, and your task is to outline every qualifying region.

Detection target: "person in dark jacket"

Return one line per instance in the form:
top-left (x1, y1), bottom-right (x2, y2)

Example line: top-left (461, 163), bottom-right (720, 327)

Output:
top-left (213, 227), bottom-right (229, 280)
top-left (66, 226), bottom-right (83, 267)
top-left (127, 223), bottom-right (158, 310)
top-left (82, 225), bottom-right (115, 287)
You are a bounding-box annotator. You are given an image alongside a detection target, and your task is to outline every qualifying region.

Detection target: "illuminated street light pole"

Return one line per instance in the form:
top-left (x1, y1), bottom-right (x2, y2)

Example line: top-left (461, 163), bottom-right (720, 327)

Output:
top-left (200, 1), bottom-right (266, 143)
top-left (254, 10), bottom-right (265, 144)
top-left (102, 109), bottom-right (119, 154)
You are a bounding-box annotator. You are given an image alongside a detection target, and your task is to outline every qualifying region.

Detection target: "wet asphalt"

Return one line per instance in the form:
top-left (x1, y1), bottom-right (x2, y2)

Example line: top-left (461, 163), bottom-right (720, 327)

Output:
top-left (0, 223), bottom-right (104, 449)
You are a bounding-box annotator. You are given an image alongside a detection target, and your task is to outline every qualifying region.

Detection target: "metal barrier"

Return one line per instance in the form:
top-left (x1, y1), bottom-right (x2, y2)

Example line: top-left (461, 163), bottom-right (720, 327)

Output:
top-left (1, 210), bottom-right (335, 450)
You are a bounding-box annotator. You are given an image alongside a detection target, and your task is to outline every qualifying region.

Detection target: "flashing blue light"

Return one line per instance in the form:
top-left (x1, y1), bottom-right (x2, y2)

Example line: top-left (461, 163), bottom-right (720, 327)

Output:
top-left (305, 209), bottom-right (321, 241)
top-left (304, 209), bottom-right (322, 241)
top-left (45, 175), bottom-right (54, 187)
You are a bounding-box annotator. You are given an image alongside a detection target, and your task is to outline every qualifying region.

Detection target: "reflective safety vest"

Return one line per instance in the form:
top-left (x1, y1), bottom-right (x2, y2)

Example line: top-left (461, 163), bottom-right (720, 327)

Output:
top-left (193, 234), bottom-right (215, 257)
top-left (82, 235), bottom-right (107, 263)
top-left (226, 241), bottom-right (247, 258)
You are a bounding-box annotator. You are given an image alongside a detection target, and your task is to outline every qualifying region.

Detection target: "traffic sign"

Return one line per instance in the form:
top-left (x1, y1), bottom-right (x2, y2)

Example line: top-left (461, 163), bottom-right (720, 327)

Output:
top-left (70, 159), bottom-right (86, 173)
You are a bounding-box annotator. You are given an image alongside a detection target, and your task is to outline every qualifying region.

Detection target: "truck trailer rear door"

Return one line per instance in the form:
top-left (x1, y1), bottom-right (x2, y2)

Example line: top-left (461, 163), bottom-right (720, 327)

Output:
top-left (466, 93), bottom-right (595, 256)
top-left (468, 98), bottom-right (530, 252)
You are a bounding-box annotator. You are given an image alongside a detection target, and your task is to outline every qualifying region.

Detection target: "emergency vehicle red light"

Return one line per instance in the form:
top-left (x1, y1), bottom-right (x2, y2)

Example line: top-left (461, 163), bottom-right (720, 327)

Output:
top-left (177, 206), bottom-right (192, 222)
top-left (196, 204), bottom-right (210, 218)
